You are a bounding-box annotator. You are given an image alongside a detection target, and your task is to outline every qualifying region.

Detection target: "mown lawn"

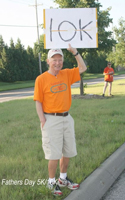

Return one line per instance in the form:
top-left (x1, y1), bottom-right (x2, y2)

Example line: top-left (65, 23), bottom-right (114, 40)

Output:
top-left (0, 79), bottom-right (125, 200)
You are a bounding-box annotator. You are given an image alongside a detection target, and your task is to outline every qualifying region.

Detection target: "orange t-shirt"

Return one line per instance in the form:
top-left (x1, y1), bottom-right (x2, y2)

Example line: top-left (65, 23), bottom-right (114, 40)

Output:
top-left (34, 67), bottom-right (80, 113)
top-left (104, 67), bottom-right (114, 82)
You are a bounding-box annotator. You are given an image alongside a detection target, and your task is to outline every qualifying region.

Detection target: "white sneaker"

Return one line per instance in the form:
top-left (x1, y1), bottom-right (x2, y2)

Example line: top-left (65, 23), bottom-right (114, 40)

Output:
top-left (47, 182), bottom-right (63, 196)
top-left (58, 177), bottom-right (80, 190)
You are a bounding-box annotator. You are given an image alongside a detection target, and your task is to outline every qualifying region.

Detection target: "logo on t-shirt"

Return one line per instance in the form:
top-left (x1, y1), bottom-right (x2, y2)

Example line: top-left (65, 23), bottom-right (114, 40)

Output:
top-left (50, 83), bottom-right (67, 93)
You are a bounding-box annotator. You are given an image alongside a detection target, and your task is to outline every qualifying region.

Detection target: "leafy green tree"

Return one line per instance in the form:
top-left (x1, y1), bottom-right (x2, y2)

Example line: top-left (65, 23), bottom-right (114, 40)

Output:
top-left (107, 18), bottom-right (125, 68)
top-left (0, 37), bottom-right (40, 82)
top-left (10, 38), bottom-right (15, 49)
top-left (14, 39), bottom-right (27, 80)
top-left (53, 0), bottom-right (116, 94)
top-left (85, 50), bottom-right (107, 73)
top-left (0, 35), bottom-right (5, 59)
top-left (0, 41), bottom-right (20, 82)
top-left (0, 47), bottom-right (8, 81)
top-left (54, 0), bottom-right (115, 52)
top-left (54, 4), bottom-right (114, 48)
top-left (26, 46), bottom-right (39, 79)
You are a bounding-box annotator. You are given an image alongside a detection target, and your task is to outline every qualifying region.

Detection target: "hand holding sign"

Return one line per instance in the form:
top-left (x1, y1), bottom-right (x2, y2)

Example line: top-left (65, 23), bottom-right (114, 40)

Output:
top-left (67, 44), bottom-right (77, 55)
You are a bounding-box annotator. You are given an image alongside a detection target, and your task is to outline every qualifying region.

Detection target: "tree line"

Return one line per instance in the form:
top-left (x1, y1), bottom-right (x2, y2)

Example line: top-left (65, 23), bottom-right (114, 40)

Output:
top-left (0, 0), bottom-right (125, 82)
top-left (0, 37), bottom-right (48, 82)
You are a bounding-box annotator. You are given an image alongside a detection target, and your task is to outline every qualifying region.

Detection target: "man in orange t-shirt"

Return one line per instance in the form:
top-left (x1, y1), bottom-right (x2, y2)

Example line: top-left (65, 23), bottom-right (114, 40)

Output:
top-left (102, 62), bottom-right (114, 97)
top-left (34, 44), bottom-right (87, 196)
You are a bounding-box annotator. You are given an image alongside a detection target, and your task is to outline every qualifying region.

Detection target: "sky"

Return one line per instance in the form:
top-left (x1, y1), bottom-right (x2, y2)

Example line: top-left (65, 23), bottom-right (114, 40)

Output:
top-left (0, 0), bottom-right (125, 49)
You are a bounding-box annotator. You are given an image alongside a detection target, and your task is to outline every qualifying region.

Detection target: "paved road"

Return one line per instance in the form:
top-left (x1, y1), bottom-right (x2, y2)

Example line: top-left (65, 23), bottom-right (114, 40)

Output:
top-left (0, 87), bottom-right (34, 103)
top-left (101, 170), bottom-right (125, 200)
top-left (0, 74), bottom-right (125, 103)
top-left (72, 74), bottom-right (125, 87)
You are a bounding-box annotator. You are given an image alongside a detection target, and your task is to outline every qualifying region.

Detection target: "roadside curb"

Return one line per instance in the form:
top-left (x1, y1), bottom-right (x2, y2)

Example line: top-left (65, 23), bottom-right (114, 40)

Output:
top-left (64, 143), bottom-right (125, 200)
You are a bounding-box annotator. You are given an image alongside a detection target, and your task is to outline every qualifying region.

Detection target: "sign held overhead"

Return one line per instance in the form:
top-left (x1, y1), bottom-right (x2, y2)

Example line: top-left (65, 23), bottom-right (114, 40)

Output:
top-left (43, 8), bottom-right (98, 49)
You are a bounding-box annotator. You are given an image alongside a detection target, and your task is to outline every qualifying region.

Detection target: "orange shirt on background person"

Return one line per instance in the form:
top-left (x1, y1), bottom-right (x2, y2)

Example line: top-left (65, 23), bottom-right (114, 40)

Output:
top-left (103, 66), bottom-right (114, 82)
top-left (34, 67), bottom-right (80, 113)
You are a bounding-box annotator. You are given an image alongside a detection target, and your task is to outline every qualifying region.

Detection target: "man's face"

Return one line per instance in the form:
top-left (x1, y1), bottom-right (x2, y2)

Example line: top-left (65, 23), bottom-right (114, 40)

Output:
top-left (108, 63), bottom-right (111, 67)
top-left (47, 54), bottom-right (63, 72)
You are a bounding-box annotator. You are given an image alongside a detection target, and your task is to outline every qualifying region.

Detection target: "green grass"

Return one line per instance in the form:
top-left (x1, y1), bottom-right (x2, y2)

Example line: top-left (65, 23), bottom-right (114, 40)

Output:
top-left (84, 72), bottom-right (103, 79)
top-left (72, 79), bottom-right (125, 97)
top-left (0, 80), bottom-right (35, 92)
top-left (0, 78), bottom-right (125, 200)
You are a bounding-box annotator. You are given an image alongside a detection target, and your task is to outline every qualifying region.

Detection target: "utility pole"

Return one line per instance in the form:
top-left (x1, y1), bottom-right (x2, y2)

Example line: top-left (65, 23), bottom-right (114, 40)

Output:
top-left (29, 0), bottom-right (43, 74)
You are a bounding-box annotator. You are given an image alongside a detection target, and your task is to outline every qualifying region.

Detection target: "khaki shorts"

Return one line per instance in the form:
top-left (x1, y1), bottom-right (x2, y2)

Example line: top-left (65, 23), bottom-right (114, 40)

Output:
top-left (41, 114), bottom-right (77, 160)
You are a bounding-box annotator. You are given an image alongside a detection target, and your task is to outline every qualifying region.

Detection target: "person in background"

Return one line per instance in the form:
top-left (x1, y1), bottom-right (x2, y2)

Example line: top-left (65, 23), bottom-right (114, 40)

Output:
top-left (102, 62), bottom-right (114, 97)
top-left (34, 44), bottom-right (87, 196)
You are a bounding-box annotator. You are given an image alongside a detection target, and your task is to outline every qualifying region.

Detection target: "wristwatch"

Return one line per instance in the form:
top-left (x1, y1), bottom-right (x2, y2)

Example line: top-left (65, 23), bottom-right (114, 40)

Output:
top-left (73, 52), bottom-right (79, 56)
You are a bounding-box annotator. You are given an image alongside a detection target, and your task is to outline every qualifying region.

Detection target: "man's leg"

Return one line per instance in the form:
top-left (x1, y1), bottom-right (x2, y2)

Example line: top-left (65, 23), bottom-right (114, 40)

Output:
top-left (48, 160), bottom-right (63, 196)
top-left (58, 115), bottom-right (79, 190)
top-left (103, 81), bottom-right (108, 96)
top-left (48, 160), bottom-right (58, 179)
top-left (59, 157), bottom-right (69, 181)
top-left (58, 156), bottom-right (79, 190)
top-left (60, 157), bottom-right (69, 173)
top-left (109, 82), bottom-right (112, 95)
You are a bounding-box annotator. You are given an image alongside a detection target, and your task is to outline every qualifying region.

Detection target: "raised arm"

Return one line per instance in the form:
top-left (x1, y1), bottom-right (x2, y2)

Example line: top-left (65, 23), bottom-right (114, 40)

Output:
top-left (67, 44), bottom-right (87, 74)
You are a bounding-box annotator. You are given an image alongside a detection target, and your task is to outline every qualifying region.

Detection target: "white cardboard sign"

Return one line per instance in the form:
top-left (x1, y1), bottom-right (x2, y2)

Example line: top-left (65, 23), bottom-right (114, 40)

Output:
top-left (43, 8), bottom-right (98, 49)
